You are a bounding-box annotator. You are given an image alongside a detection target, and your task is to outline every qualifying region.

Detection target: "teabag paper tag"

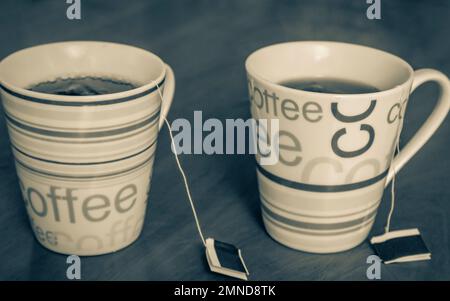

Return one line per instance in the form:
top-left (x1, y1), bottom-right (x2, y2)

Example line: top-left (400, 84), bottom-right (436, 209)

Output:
top-left (205, 238), bottom-right (249, 280)
top-left (370, 228), bottom-right (431, 264)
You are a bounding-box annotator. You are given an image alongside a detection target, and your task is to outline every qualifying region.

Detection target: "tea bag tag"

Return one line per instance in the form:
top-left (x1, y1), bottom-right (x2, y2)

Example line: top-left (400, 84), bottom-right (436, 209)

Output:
top-left (205, 238), bottom-right (249, 280)
top-left (370, 228), bottom-right (431, 264)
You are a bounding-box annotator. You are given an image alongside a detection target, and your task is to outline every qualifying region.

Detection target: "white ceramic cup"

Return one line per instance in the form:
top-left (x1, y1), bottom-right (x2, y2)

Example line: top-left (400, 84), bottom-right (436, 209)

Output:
top-left (246, 41), bottom-right (450, 253)
top-left (0, 41), bottom-right (175, 255)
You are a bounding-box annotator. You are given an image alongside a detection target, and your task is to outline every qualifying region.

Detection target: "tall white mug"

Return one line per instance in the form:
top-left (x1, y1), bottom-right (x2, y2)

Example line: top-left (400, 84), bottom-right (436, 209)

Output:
top-left (246, 41), bottom-right (450, 253)
top-left (0, 41), bottom-right (175, 255)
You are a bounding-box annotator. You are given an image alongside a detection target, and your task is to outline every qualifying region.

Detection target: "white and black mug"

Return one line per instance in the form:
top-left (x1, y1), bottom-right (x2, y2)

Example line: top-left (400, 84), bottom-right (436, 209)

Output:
top-left (246, 41), bottom-right (450, 253)
top-left (0, 41), bottom-right (175, 255)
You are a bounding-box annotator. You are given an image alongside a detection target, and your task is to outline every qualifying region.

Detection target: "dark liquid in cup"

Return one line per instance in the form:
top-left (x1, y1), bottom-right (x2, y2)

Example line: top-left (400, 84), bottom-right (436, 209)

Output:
top-left (28, 76), bottom-right (138, 96)
top-left (279, 78), bottom-right (380, 94)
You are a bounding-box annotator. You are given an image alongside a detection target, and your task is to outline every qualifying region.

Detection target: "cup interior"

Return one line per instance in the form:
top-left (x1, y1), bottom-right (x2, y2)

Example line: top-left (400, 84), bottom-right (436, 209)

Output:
top-left (0, 41), bottom-right (165, 95)
top-left (246, 41), bottom-right (413, 92)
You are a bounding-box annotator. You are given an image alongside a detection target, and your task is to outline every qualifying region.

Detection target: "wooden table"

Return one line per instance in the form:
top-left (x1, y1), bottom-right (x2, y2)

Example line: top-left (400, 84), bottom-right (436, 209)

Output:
top-left (0, 0), bottom-right (449, 280)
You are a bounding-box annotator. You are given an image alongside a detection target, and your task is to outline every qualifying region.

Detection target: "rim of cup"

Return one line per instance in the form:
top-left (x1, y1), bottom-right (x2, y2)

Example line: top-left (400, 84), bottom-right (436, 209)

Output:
top-left (0, 41), bottom-right (167, 104)
top-left (245, 41), bottom-right (415, 98)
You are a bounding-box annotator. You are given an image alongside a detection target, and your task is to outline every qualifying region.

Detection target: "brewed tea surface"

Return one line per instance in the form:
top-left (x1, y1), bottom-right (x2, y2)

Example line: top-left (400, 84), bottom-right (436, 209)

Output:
top-left (279, 78), bottom-right (380, 94)
top-left (28, 76), bottom-right (138, 96)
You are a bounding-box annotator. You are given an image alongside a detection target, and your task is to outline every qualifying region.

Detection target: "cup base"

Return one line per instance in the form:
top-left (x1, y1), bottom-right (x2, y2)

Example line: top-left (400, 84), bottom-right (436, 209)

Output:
top-left (262, 215), bottom-right (374, 254)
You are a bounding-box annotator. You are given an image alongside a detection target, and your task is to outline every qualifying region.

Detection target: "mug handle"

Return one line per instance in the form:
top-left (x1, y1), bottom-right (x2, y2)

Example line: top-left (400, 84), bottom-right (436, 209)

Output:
top-left (158, 64), bottom-right (176, 130)
top-left (385, 69), bottom-right (450, 186)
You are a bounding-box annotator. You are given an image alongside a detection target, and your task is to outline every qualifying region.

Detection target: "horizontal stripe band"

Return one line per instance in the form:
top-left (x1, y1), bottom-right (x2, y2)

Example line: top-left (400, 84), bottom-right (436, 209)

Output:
top-left (258, 176), bottom-right (383, 204)
top-left (15, 152), bottom-right (155, 181)
top-left (261, 202), bottom-right (378, 231)
top-left (4, 104), bottom-right (161, 131)
top-left (263, 211), bottom-right (375, 236)
top-left (12, 137), bottom-right (157, 166)
top-left (10, 117), bottom-right (158, 144)
top-left (5, 108), bottom-right (160, 138)
top-left (0, 77), bottom-right (165, 106)
top-left (256, 164), bottom-right (388, 193)
top-left (260, 194), bottom-right (380, 219)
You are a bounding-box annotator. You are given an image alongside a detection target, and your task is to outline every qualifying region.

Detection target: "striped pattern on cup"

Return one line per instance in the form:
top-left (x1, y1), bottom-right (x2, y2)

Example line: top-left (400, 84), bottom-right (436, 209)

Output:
top-left (257, 164), bottom-right (383, 253)
top-left (1, 79), bottom-right (164, 256)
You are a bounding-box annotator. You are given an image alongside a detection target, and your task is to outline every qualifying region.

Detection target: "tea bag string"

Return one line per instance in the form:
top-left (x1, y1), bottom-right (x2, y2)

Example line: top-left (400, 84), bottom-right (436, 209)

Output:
top-left (154, 81), bottom-right (206, 246)
top-left (385, 95), bottom-right (407, 234)
top-left (385, 136), bottom-right (400, 233)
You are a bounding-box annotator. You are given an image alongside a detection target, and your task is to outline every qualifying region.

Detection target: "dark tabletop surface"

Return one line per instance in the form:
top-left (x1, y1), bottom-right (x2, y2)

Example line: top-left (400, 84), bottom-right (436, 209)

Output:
top-left (0, 0), bottom-right (449, 281)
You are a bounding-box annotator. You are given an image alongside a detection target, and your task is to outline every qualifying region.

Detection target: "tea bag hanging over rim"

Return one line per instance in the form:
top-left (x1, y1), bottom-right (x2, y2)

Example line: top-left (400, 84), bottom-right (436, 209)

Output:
top-left (370, 88), bottom-right (431, 264)
top-left (153, 81), bottom-right (250, 280)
